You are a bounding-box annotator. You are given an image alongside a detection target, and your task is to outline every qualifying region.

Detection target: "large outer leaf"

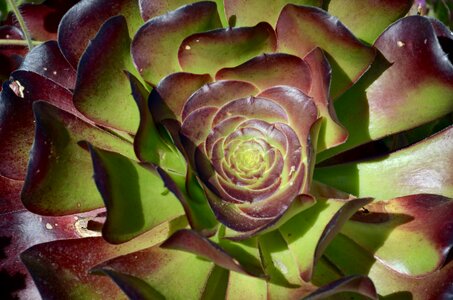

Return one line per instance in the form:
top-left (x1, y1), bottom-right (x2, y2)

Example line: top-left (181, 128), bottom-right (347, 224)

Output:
top-left (0, 209), bottom-right (101, 299)
top-left (326, 0), bottom-right (412, 44)
top-left (17, 40), bottom-right (76, 90)
top-left (320, 16), bottom-right (453, 160)
top-left (20, 218), bottom-right (186, 300)
top-left (58, 0), bottom-right (142, 68)
top-left (342, 194), bottom-right (453, 276)
top-left (93, 245), bottom-right (216, 300)
top-left (132, 1), bottom-right (222, 85)
top-left (314, 126), bottom-right (453, 199)
top-left (279, 197), bottom-right (372, 281)
top-left (73, 15), bottom-right (141, 134)
top-left (21, 102), bottom-right (135, 215)
top-left (276, 5), bottom-right (375, 98)
top-left (178, 22), bottom-right (277, 76)
top-left (325, 234), bottom-right (453, 299)
top-left (89, 146), bottom-right (185, 244)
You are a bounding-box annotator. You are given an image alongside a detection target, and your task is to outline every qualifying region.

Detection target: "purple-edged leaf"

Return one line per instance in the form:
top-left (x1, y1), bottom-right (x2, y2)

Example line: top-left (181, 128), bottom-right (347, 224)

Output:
top-left (0, 175), bottom-right (23, 213)
top-left (58, 0), bottom-right (141, 68)
top-left (342, 194), bottom-right (453, 276)
top-left (93, 244), bottom-right (216, 299)
top-left (215, 53), bottom-right (311, 93)
top-left (130, 72), bottom-right (188, 175)
top-left (20, 218), bottom-right (185, 299)
top-left (132, 1), bottom-right (222, 85)
top-left (179, 22), bottom-right (277, 76)
top-left (89, 145), bottom-right (185, 244)
top-left (315, 126), bottom-right (453, 199)
top-left (276, 5), bottom-right (375, 98)
top-left (0, 209), bottom-right (100, 299)
top-left (17, 40), bottom-right (76, 90)
top-left (157, 166), bottom-right (219, 233)
top-left (73, 16), bottom-right (141, 134)
top-left (10, 70), bottom-right (77, 115)
top-left (279, 197), bottom-right (372, 281)
top-left (182, 80), bottom-right (259, 120)
top-left (303, 48), bottom-right (348, 151)
top-left (224, 0), bottom-right (321, 27)
top-left (325, 233), bottom-right (453, 299)
top-left (154, 72), bottom-right (212, 123)
top-left (304, 275), bottom-right (377, 300)
top-left (21, 101), bottom-right (135, 215)
top-left (320, 16), bottom-right (453, 160)
top-left (162, 229), bottom-right (263, 277)
top-left (326, 0), bottom-right (412, 44)
top-left (0, 83), bottom-right (36, 180)
top-left (139, 0), bottom-right (227, 25)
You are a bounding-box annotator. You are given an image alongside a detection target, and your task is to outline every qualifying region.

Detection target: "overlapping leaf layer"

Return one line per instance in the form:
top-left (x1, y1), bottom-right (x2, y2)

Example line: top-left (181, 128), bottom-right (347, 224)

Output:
top-left (0, 0), bottom-right (452, 299)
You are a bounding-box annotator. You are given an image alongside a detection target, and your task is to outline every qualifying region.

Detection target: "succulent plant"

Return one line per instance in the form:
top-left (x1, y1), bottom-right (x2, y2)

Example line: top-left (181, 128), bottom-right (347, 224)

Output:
top-left (1, 0), bottom-right (453, 299)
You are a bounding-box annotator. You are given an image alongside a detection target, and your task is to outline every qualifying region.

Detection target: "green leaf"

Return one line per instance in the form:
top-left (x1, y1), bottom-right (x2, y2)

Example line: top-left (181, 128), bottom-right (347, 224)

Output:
top-left (226, 271), bottom-right (267, 300)
top-left (94, 245), bottom-right (215, 299)
top-left (279, 197), bottom-right (372, 281)
top-left (276, 5), bottom-right (375, 98)
top-left (325, 234), bottom-right (453, 299)
top-left (179, 22), bottom-right (277, 76)
top-left (319, 16), bottom-right (453, 161)
top-left (258, 230), bottom-right (301, 286)
top-left (129, 72), bottom-right (187, 175)
top-left (20, 219), bottom-right (186, 299)
top-left (21, 101), bottom-right (135, 215)
top-left (73, 16), bottom-right (141, 134)
top-left (341, 194), bottom-right (453, 276)
top-left (132, 1), bottom-right (222, 85)
top-left (314, 126), bottom-right (453, 199)
top-left (326, 0), bottom-right (412, 44)
top-left (89, 145), bottom-right (185, 244)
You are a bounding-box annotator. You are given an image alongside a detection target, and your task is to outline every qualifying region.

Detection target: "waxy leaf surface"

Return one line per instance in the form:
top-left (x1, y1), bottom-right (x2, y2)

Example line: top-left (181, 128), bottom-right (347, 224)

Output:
top-left (58, 0), bottom-right (142, 68)
top-left (276, 5), bottom-right (375, 98)
top-left (132, 1), bottom-right (222, 85)
top-left (21, 101), bottom-right (135, 215)
top-left (90, 146), bottom-right (185, 244)
top-left (73, 16), bottom-right (141, 134)
top-left (342, 194), bottom-right (453, 276)
top-left (315, 126), bottom-right (453, 199)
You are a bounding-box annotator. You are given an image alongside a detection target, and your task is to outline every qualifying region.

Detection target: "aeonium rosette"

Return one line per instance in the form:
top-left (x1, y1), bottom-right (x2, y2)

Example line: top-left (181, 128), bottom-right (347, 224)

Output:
top-left (1, 0), bottom-right (453, 299)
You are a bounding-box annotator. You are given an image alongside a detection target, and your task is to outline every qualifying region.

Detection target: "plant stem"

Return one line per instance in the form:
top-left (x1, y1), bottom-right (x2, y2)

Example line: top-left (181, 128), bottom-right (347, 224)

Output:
top-left (6, 0), bottom-right (34, 50)
top-left (0, 39), bottom-right (41, 46)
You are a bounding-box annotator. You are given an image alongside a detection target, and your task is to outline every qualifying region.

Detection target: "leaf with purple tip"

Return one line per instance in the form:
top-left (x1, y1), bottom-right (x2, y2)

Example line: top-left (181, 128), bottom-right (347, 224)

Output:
top-left (280, 197), bottom-right (372, 281)
top-left (179, 22), bottom-right (277, 76)
top-left (58, 0), bottom-right (142, 68)
top-left (276, 5), bottom-right (375, 98)
top-left (342, 194), bottom-right (453, 276)
top-left (326, 0), bottom-right (412, 44)
top-left (132, 2), bottom-right (222, 85)
top-left (89, 145), bottom-right (185, 244)
top-left (315, 126), bottom-right (453, 199)
top-left (73, 15), bottom-right (141, 134)
top-left (21, 101), bottom-right (135, 215)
